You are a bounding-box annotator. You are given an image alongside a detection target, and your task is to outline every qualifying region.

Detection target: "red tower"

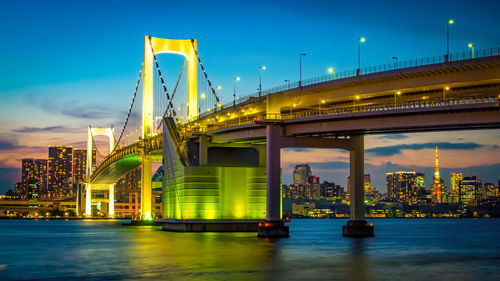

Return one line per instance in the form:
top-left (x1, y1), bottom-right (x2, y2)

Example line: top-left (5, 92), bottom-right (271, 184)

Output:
top-left (433, 145), bottom-right (442, 203)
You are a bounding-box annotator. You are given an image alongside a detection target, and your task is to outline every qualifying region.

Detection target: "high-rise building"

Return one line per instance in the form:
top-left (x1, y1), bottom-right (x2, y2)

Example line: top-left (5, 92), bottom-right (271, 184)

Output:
top-left (432, 145), bottom-right (443, 203)
top-left (73, 149), bottom-right (87, 184)
top-left (386, 171), bottom-right (417, 204)
top-left (483, 183), bottom-right (496, 199)
top-left (21, 159), bottom-right (47, 199)
top-left (347, 174), bottom-right (371, 201)
top-left (293, 164), bottom-right (311, 186)
top-left (415, 172), bottom-right (425, 189)
top-left (48, 145), bottom-right (73, 198)
top-left (115, 167), bottom-right (141, 203)
top-left (308, 175), bottom-right (320, 199)
top-left (14, 182), bottom-right (23, 198)
top-left (459, 176), bottom-right (482, 206)
top-left (320, 181), bottom-right (341, 198)
top-left (416, 187), bottom-right (432, 204)
top-left (450, 172), bottom-right (463, 203)
top-left (72, 149), bottom-right (96, 182)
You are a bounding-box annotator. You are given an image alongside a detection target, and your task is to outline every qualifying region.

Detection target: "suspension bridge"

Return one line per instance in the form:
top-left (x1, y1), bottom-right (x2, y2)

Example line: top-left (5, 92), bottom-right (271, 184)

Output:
top-left (84, 36), bottom-right (500, 237)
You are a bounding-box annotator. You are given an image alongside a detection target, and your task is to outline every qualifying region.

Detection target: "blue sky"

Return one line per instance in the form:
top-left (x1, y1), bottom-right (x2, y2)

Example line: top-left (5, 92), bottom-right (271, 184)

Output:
top-left (0, 0), bottom-right (499, 193)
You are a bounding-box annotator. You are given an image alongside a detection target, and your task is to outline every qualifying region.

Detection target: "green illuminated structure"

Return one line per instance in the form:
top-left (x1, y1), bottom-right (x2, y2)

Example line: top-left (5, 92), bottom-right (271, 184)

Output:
top-left (162, 118), bottom-right (269, 220)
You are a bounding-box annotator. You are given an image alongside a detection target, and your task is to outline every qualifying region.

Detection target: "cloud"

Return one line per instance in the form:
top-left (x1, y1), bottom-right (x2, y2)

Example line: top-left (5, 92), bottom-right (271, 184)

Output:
top-left (36, 98), bottom-right (126, 121)
top-left (13, 125), bottom-right (68, 133)
top-left (0, 138), bottom-right (45, 152)
top-left (366, 142), bottom-right (486, 156)
top-left (0, 139), bottom-right (19, 150)
top-left (377, 134), bottom-right (409, 140)
top-left (308, 161), bottom-right (350, 169)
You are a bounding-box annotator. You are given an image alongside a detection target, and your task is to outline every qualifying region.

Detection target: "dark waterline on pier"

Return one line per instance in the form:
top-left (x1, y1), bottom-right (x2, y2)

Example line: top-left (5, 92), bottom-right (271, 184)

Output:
top-left (0, 219), bottom-right (499, 280)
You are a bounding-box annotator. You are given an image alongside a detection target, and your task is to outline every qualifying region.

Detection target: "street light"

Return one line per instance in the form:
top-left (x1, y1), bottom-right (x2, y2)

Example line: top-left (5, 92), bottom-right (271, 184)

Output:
top-left (259, 66), bottom-right (266, 97)
top-left (328, 67), bottom-right (335, 80)
top-left (299, 53), bottom-right (306, 89)
top-left (358, 37), bottom-right (365, 75)
top-left (447, 19), bottom-right (454, 61)
top-left (216, 86), bottom-right (222, 111)
top-left (233, 76), bottom-right (240, 106)
top-left (354, 95), bottom-right (360, 107)
top-left (319, 99), bottom-right (326, 114)
top-left (443, 86), bottom-right (450, 100)
top-left (394, 91), bottom-right (401, 106)
top-left (468, 43), bottom-right (474, 59)
top-left (392, 57), bottom-right (399, 68)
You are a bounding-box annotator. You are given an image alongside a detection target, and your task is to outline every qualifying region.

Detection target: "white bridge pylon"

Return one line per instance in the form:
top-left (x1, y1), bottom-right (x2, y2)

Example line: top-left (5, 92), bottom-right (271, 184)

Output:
top-left (86, 126), bottom-right (115, 216)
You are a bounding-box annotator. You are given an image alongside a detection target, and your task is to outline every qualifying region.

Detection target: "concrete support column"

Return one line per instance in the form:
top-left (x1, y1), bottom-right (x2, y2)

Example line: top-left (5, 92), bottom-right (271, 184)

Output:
top-left (343, 134), bottom-right (374, 237)
top-left (266, 124), bottom-right (281, 221)
top-left (259, 124), bottom-right (289, 238)
top-left (140, 155), bottom-right (152, 220)
top-left (349, 134), bottom-right (365, 221)
top-left (85, 184), bottom-right (91, 216)
top-left (199, 135), bottom-right (208, 165)
top-left (108, 184), bottom-right (114, 217)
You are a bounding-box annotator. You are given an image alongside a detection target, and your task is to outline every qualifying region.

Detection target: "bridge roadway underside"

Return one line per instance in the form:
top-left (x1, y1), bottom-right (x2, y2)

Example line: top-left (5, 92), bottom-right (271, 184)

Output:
top-left (207, 103), bottom-right (500, 143)
top-left (90, 154), bottom-right (140, 184)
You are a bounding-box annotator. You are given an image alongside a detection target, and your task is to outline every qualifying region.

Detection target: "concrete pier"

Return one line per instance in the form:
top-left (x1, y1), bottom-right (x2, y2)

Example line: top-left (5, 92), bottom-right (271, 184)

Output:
top-left (160, 219), bottom-right (260, 232)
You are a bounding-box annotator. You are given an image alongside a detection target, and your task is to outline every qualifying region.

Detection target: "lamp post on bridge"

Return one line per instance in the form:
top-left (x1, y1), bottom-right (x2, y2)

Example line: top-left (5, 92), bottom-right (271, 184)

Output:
top-left (357, 37), bottom-right (365, 75)
top-left (259, 66), bottom-right (266, 97)
top-left (446, 19), bottom-right (454, 62)
top-left (443, 86), bottom-right (450, 101)
top-left (215, 86), bottom-right (222, 112)
top-left (299, 53), bottom-right (306, 89)
top-left (468, 43), bottom-right (474, 59)
top-left (284, 79), bottom-right (290, 89)
top-left (392, 57), bottom-right (398, 68)
top-left (319, 99), bottom-right (326, 115)
top-left (394, 91), bottom-right (401, 107)
top-left (353, 95), bottom-right (360, 110)
top-left (328, 67), bottom-right (335, 80)
top-left (233, 77), bottom-right (240, 106)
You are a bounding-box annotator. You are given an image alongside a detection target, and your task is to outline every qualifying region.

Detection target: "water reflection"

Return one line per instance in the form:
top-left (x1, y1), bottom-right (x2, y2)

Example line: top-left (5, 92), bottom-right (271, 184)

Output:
top-left (347, 238), bottom-right (369, 281)
top-left (126, 229), bottom-right (277, 280)
top-left (0, 219), bottom-right (499, 281)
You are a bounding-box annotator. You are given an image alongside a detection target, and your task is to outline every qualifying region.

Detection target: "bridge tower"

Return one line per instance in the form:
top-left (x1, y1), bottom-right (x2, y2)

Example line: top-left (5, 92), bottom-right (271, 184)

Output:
top-left (85, 127), bottom-right (115, 217)
top-left (141, 36), bottom-right (198, 220)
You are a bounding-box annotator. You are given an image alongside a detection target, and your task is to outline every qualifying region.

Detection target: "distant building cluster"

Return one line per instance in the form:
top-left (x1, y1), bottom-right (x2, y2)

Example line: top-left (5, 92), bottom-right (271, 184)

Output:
top-left (282, 145), bottom-right (500, 218)
top-left (1, 143), bottom-right (146, 218)
top-left (13, 146), bottom-right (95, 200)
top-left (3, 143), bottom-right (499, 219)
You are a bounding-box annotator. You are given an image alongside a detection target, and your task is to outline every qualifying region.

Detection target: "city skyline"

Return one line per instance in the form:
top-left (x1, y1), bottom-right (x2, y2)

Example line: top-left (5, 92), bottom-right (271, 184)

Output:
top-left (1, 0), bottom-right (500, 193)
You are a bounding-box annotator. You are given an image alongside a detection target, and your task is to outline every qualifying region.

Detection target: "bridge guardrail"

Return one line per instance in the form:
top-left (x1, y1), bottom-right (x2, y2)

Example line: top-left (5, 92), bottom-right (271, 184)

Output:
top-left (205, 94), bottom-right (499, 131)
top-left (202, 47), bottom-right (500, 116)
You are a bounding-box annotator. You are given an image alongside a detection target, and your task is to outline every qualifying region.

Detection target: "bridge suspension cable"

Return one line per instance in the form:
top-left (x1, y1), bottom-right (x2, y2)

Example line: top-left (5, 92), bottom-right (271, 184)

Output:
top-left (148, 36), bottom-right (180, 121)
top-left (170, 59), bottom-right (187, 108)
top-left (113, 63), bottom-right (144, 151)
top-left (190, 39), bottom-right (222, 109)
top-left (88, 125), bottom-right (108, 160)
